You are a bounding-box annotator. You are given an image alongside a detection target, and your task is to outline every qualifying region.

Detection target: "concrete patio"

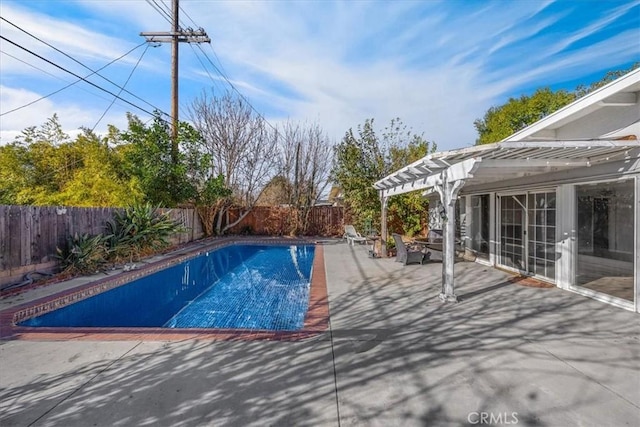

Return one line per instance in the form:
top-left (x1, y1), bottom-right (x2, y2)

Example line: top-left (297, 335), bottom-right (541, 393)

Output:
top-left (1, 240), bottom-right (638, 426)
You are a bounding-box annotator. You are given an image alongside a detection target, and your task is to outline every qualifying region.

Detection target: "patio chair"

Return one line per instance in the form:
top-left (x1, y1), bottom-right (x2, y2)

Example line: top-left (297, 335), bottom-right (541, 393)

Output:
top-left (344, 225), bottom-right (367, 245)
top-left (392, 233), bottom-right (429, 265)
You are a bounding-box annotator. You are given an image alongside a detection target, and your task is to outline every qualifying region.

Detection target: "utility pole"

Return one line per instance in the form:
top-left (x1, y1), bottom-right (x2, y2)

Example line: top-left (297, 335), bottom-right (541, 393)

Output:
top-left (140, 0), bottom-right (210, 165)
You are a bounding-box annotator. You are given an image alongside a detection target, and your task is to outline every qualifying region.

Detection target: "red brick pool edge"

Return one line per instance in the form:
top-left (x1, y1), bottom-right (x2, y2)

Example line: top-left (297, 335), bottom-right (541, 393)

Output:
top-left (0, 239), bottom-right (329, 341)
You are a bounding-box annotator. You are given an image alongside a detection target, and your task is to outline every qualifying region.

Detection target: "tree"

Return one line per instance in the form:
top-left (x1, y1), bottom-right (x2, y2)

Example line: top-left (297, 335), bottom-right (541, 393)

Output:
top-left (15, 113), bottom-right (70, 146)
top-left (0, 143), bottom-right (28, 204)
top-left (332, 118), bottom-right (435, 236)
top-left (10, 114), bottom-right (72, 203)
top-left (474, 88), bottom-right (575, 145)
top-left (383, 119), bottom-right (434, 237)
top-left (54, 129), bottom-right (140, 207)
top-left (277, 120), bottom-right (333, 234)
top-left (474, 64), bottom-right (640, 145)
top-left (187, 90), bottom-right (279, 235)
top-left (117, 113), bottom-right (199, 207)
top-left (575, 62), bottom-right (639, 98)
top-left (332, 119), bottom-right (385, 233)
top-left (1, 115), bottom-right (135, 206)
top-left (3, 113), bottom-right (213, 208)
top-left (0, 119), bottom-right (140, 207)
top-left (194, 174), bottom-right (232, 237)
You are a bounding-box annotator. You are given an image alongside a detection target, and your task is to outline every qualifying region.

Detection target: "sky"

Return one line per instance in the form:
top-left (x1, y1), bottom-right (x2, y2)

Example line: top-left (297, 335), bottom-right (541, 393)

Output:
top-left (0, 0), bottom-right (639, 151)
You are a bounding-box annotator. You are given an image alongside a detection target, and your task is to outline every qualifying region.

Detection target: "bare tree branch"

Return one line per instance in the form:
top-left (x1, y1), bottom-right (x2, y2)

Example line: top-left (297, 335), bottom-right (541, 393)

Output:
top-left (187, 90), bottom-right (279, 234)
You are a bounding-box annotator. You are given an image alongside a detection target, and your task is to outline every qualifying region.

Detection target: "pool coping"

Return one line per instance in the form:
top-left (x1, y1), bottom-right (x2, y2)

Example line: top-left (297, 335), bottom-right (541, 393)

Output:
top-left (0, 237), bottom-right (329, 341)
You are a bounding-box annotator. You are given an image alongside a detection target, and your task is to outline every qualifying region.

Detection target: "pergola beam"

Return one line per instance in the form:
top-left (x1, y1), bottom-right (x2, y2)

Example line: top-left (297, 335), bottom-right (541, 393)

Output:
top-left (481, 159), bottom-right (589, 168)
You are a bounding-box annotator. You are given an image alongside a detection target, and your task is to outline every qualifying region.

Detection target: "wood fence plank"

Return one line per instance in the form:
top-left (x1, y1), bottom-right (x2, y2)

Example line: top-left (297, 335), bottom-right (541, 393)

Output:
top-left (30, 206), bottom-right (38, 263)
top-left (8, 206), bottom-right (22, 268)
top-left (0, 206), bottom-right (7, 270)
top-left (45, 207), bottom-right (57, 261)
top-left (19, 206), bottom-right (30, 267)
top-left (30, 205), bottom-right (40, 264)
top-left (56, 207), bottom-right (69, 254)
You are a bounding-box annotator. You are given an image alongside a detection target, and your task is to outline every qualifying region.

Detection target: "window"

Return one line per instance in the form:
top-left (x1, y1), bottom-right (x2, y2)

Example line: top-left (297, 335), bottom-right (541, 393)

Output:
top-left (575, 179), bottom-right (634, 301)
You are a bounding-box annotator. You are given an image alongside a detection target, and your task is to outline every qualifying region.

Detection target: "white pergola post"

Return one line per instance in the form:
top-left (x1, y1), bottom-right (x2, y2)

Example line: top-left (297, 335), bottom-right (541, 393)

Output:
top-left (380, 192), bottom-right (389, 257)
top-left (434, 174), bottom-right (465, 303)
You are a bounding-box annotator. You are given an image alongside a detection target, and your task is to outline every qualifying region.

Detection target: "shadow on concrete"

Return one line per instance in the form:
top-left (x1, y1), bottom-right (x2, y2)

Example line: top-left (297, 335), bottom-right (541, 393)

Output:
top-left (456, 280), bottom-right (513, 301)
top-left (0, 241), bottom-right (638, 426)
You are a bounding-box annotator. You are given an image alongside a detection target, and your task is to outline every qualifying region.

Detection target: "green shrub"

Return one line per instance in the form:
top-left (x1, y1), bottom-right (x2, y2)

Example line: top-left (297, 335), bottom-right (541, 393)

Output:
top-left (386, 236), bottom-right (396, 251)
top-left (105, 202), bottom-right (184, 262)
top-left (55, 233), bottom-right (108, 275)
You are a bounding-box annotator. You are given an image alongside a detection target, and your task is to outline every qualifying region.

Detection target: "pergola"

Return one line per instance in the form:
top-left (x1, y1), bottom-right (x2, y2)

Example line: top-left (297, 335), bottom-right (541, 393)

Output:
top-left (374, 68), bottom-right (640, 302)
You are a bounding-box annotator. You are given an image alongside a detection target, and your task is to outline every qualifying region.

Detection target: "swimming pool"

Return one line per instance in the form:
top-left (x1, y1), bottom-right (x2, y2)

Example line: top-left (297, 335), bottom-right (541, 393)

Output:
top-left (18, 244), bottom-right (315, 331)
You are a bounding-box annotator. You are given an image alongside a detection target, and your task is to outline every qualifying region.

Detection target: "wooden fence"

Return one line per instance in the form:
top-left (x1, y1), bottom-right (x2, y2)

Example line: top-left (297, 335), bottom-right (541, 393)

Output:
top-left (226, 206), bottom-right (344, 236)
top-left (0, 205), bottom-right (343, 286)
top-left (0, 205), bottom-right (203, 286)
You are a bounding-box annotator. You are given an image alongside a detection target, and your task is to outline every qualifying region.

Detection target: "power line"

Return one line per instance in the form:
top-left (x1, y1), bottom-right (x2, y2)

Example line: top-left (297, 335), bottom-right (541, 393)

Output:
top-left (194, 43), bottom-right (279, 134)
top-left (188, 43), bottom-right (226, 93)
top-left (0, 49), bottom-right (146, 116)
top-left (167, 5), bottom-right (279, 134)
top-left (0, 35), bottom-right (162, 120)
top-left (178, 2), bottom-right (198, 28)
top-left (1, 49), bottom-right (62, 81)
top-left (1, 43), bottom-right (147, 117)
top-left (0, 16), bottom-right (169, 117)
top-left (140, 0), bottom-right (210, 164)
top-left (175, 2), bottom-right (232, 90)
top-left (145, 0), bottom-right (173, 26)
top-left (92, 43), bottom-right (151, 131)
top-left (148, 0), bottom-right (281, 140)
top-left (0, 49), bottom-right (147, 116)
top-left (207, 44), bottom-right (231, 85)
top-left (157, 0), bottom-right (174, 18)
top-left (146, 0), bottom-right (268, 136)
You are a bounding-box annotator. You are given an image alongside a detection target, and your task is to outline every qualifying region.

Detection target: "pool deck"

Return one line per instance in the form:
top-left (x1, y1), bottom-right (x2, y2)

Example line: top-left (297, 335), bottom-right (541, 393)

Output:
top-left (1, 239), bottom-right (638, 426)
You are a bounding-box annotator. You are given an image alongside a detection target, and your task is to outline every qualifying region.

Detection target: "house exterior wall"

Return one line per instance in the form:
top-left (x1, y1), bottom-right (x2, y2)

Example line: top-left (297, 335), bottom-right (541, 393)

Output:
top-left (554, 106), bottom-right (639, 140)
top-left (457, 156), bottom-right (639, 313)
top-left (635, 175), bottom-right (640, 309)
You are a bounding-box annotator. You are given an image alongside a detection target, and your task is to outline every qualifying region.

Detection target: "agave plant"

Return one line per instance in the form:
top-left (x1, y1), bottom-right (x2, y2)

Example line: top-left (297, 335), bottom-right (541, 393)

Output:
top-left (55, 233), bottom-right (109, 275)
top-left (105, 202), bottom-right (184, 262)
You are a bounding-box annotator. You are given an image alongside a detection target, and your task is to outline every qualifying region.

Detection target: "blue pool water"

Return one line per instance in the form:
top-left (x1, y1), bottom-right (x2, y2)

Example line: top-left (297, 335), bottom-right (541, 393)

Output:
top-left (20, 244), bottom-right (315, 331)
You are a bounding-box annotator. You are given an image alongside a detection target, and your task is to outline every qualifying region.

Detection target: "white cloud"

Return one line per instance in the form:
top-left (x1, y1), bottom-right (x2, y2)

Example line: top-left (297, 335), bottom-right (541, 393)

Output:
top-left (485, 30), bottom-right (640, 95)
top-left (0, 3), bottom-right (141, 73)
top-left (0, 85), bottom-right (129, 144)
top-left (545, 1), bottom-right (639, 56)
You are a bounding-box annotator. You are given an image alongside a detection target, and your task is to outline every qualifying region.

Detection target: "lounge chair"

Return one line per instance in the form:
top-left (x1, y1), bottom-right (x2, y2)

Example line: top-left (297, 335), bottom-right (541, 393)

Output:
top-left (344, 225), bottom-right (367, 245)
top-left (392, 233), bottom-right (429, 265)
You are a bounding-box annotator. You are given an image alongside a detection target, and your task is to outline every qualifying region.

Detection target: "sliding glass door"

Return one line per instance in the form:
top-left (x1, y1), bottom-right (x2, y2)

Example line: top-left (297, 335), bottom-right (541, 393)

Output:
top-left (499, 191), bottom-right (556, 280)
top-left (470, 195), bottom-right (490, 260)
top-left (527, 192), bottom-right (556, 279)
top-left (500, 194), bottom-right (526, 271)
